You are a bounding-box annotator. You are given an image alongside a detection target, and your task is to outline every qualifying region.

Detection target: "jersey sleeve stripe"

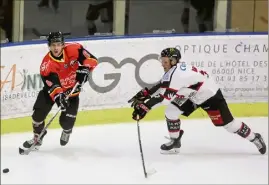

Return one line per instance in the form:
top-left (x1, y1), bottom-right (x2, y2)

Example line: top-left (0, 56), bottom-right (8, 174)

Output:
top-left (188, 82), bottom-right (204, 91)
top-left (49, 87), bottom-right (63, 100)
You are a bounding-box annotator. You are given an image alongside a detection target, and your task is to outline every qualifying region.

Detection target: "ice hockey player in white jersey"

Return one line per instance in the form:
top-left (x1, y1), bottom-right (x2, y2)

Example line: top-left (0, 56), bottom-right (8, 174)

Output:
top-left (128, 47), bottom-right (266, 155)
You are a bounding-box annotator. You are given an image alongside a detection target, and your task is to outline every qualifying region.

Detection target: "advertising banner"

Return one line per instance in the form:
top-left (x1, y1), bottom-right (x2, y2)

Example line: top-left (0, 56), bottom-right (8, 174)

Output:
top-left (1, 34), bottom-right (268, 118)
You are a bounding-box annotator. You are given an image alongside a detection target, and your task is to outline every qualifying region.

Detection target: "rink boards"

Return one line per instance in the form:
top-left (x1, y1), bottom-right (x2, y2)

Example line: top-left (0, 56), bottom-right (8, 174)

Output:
top-left (1, 33), bottom-right (268, 134)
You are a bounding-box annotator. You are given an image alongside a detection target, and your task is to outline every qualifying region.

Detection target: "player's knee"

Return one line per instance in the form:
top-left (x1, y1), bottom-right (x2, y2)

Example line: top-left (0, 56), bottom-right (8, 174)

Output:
top-left (223, 119), bottom-right (241, 133)
top-left (165, 104), bottom-right (183, 120)
top-left (59, 113), bottom-right (76, 130)
top-left (32, 109), bottom-right (47, 123)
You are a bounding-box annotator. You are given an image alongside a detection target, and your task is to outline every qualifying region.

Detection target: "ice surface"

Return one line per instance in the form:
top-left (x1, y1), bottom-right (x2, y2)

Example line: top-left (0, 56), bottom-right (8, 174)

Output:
top-left (1, 117), bottom-right (268, 184)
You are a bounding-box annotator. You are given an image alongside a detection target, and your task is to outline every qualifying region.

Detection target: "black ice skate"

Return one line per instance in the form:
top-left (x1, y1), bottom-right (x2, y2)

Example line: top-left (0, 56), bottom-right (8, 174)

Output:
top-left (22, 130), bottom-right (47, 151)
top-left (251, 133), bottom-right (266, 154)
top-left (60, 129), bottom-right (72, 146)
top-left (160, 130), bottom-right (184, 154)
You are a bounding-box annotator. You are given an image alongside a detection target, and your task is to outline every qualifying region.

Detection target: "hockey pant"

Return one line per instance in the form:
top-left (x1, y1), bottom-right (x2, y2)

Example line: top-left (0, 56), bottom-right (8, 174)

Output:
top-left (31, 89), bottom-right (79, 134)
top-left (165, 89), bottom-right (255, 141)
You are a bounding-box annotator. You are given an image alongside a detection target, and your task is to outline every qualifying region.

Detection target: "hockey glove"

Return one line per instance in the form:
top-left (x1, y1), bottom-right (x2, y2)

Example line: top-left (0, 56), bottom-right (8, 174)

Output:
top-left (76, 66), bottom-right (90, 85)
top-left (128, 88), bottom-right (151, 107)
top-left (132, 103), bottom-right (151, 121)
top-left (54, 93), bottom-right (69, 111)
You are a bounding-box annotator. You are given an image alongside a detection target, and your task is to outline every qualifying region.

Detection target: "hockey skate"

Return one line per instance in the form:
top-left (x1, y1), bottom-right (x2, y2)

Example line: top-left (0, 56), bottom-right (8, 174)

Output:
top-left (60, 129), bottom-right (72, 146)
top-left (160, 130), bottom-right (184, 154)
top-left (251, 133), bottom-right (266, 154)
top-left (22, 130), bottom-right (47, 151)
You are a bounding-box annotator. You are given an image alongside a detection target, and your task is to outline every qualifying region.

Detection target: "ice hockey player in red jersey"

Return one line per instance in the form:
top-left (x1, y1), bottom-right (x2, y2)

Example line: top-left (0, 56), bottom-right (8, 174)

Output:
top-left (128, 47), bottom-right (266, 155)
top-left (21, 31), bottom-right (98, 150)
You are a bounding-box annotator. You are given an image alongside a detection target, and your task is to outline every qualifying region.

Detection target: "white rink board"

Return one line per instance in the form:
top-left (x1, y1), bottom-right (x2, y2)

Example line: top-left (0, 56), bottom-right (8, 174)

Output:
top-left (1, 34), bottom-right (268, 118)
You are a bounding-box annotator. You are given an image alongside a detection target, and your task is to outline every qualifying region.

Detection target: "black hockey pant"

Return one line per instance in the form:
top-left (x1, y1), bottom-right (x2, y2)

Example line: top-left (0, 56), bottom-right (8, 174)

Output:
top-left (31, 89), bottom-right (79, 134)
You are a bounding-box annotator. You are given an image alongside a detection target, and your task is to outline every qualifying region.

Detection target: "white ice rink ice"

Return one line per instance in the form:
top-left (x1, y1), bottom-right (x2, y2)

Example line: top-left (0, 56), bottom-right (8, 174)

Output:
top-left (1, 117), bottom-right (268, 184)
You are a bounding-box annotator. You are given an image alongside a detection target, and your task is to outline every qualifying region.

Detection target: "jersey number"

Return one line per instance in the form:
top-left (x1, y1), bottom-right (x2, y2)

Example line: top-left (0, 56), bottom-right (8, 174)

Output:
top-left (192, 66), bottom-right (209, 78)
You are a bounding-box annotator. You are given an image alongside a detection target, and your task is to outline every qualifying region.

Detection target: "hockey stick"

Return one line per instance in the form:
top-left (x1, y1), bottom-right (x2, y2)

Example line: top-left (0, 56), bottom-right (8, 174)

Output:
top-left (136, 117), bottom-right (148, 178)
top-left (136, 117), bottom-right (157, 178)
top-left (19, 82), bottom-right (80, 155)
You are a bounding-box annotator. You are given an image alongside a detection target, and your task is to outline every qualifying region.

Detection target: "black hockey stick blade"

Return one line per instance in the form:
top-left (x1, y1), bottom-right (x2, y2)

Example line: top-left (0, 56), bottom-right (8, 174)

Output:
top-left (19, 147), bottom-right (29, 155)
top-left (19, 147), bottom-right (24, 154)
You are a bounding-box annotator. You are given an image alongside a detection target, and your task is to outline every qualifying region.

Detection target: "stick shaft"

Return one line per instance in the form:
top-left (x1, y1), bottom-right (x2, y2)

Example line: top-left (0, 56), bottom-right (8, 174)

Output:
top-left (136, 118), bottom-right (147, 178)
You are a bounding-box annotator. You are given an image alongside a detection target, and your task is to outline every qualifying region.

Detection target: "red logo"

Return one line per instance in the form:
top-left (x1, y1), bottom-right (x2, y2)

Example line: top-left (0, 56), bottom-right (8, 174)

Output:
top-left (40, 61), bottom-right (48, 72)
top-left (207, 110), bottom-right (224, 125)
top-left (70, 60), bottom-right (77, 66)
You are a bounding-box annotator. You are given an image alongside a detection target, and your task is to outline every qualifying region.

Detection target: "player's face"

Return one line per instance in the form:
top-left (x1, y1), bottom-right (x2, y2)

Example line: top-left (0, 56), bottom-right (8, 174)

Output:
top-left (49, 42), bottom-right (64, 57)
top-left (161, 57), bottom-right (172, 72)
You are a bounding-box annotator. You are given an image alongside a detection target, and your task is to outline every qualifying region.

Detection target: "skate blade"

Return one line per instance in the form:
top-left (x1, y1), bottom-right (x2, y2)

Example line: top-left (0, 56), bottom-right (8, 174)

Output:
top-left (160, 148), bottom-right (180, 155)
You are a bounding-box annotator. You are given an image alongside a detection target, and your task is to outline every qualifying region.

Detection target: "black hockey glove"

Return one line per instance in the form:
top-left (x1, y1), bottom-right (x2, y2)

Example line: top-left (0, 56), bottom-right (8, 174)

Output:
top-left (76, 66), bottom-right (90, 85)
top-left (132, 103), bottom-right (151, 121)
top-left (128, 88), bottom-right (151, 107)
top-left (54, 93), bottom-right (69, 111)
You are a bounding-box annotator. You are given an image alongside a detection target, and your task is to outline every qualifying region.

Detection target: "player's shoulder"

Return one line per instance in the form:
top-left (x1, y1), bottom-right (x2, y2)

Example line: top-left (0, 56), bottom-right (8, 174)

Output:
top-left (41, 52), bottom-right (51, 63)
top-left (176, 62), bottom-right (194, 76)
top-left (64, 42), bottom-right (83, 57)
top-left (64, 42), bottom-right (82, 51)
top-left (40, 53), bottom-right (52, 74)
top-left (176, 62), bottom-right (189, 72)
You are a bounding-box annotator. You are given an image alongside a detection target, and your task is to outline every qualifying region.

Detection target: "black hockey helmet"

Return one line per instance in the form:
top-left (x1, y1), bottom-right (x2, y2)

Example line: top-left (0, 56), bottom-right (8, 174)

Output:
top-left (160, 47), bottom-right (181, 65)
top-left (47, 31), bottom-right (64, 46)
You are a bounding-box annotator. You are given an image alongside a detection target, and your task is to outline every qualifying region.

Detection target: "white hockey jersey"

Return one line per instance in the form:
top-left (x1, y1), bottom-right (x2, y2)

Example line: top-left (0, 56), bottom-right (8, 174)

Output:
top-left (158, 62), bottom-right (219, 105)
